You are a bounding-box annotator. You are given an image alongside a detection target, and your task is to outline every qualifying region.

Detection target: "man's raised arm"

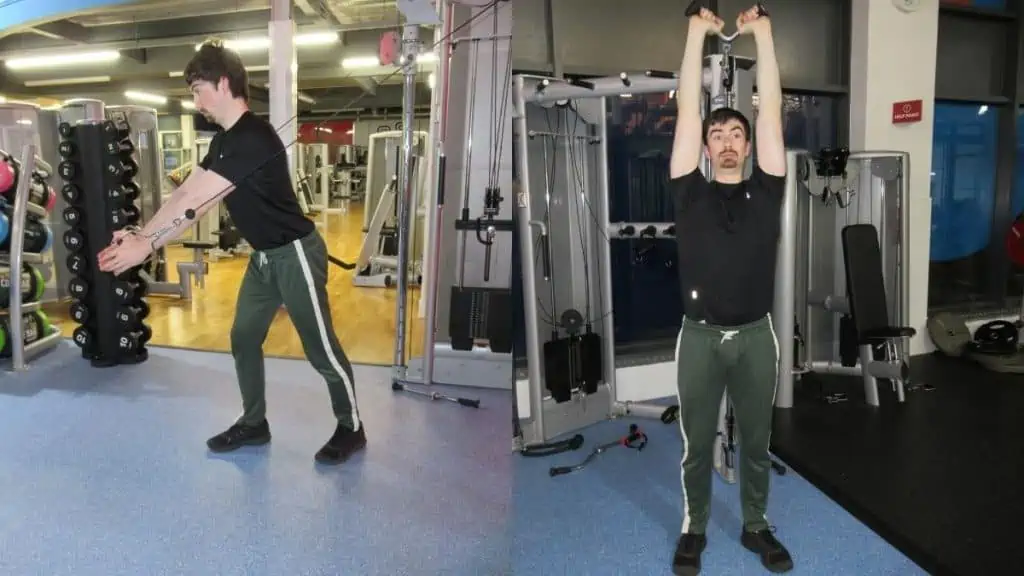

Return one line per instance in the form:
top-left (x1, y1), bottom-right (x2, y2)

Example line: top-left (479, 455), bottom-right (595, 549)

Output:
top-left (670, 9), bottom-right (722, 179)
top-left (739, 6), bottom-right (785, 176)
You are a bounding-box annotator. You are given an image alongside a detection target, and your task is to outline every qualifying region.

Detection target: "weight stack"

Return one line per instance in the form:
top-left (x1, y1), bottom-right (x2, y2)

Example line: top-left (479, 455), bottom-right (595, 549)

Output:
top-left (59, 112), bottom-right (150, 367)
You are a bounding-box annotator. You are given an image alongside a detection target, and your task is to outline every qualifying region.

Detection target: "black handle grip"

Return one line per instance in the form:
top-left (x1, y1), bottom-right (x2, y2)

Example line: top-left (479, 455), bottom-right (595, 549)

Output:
top-left (436, 153), bottom-right (447, 205)
top-left (458, 398), bottom-right (480, 408)
top-left (541, 234), bottom-right (551, 278)
top-left (684, 0), bottom-right (708, 17)
top-left (550, 466), bottom-right (570, 477)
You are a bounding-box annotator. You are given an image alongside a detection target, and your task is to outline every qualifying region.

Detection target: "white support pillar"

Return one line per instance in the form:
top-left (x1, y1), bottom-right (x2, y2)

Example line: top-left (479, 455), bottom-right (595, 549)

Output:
top-left (268, 0), bottom-right (298, 187)
top-left (848, 0), bottom-right (939, 355)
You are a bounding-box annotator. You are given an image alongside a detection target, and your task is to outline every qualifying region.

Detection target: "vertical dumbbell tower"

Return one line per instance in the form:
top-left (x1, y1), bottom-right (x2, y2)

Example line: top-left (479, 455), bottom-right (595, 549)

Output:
top-left (59, 111), bottom-right (151, 367)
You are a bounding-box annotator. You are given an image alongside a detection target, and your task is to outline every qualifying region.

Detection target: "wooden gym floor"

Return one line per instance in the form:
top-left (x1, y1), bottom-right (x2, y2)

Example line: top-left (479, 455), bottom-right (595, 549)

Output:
top-left (43, 206), bottom-right (424, 366)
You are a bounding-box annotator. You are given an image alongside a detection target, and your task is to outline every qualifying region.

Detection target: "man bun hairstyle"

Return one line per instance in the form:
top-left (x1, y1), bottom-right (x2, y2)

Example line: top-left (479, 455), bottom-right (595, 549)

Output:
top-left (184, 39), bottom-right (250, 102)
top-left (702, 107), bottom-right (751, 145)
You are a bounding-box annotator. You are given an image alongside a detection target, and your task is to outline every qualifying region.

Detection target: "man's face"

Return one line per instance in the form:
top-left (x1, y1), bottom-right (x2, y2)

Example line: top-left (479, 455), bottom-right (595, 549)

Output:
top-left (705, 118), bottom-right (750, 172)
top-left (189, 79), bottom-right (222, 122)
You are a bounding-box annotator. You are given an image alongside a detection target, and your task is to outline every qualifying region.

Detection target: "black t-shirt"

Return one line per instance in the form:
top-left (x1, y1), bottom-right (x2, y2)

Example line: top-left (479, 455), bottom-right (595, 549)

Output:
top-left (673, 165), bottom-right (785, 327)
top-left (199, 111), bottom-right (314, 250)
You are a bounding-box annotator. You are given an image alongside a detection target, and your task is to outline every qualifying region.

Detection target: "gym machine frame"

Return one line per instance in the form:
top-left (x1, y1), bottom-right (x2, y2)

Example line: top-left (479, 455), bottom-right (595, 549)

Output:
top-left (390, 3), bottom-right (481, 408)
top-left (3, 143), bottom-right (63, 371)
top-left (513, 28), bottom-right (789, 482)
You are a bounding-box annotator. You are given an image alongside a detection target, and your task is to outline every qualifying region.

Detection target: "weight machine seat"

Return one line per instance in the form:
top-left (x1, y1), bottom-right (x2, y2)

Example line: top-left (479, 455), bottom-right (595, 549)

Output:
top-left (841, 223), bottom-right (915, 344)
top-left (182, 241), bottom-right (217, 250)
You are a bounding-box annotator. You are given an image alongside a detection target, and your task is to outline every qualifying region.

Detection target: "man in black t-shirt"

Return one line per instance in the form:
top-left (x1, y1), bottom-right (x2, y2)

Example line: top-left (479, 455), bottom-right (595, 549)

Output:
top-left (667, 7), bottom-right (792, 576)
top-left (98, 41), bottom-right (365, 465)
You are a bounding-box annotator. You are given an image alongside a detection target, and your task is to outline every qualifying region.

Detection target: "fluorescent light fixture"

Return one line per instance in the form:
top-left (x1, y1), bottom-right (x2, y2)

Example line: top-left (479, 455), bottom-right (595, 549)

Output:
top-left (24, 76), bottom-right (111, 87)
top-left (195, 32), bottom-right (337, 53)
top-left (298, 93), bottom-right (315, 104)
top-left (346, 129), bottom-right (354, 135)
top-left (181, 100), bottom-right (196, 110)
top-left (171, 64), bottom-right (270, 78)
top-left (341, 56), bottom-right (380, 69)
top-left (342, 51), bottom-right (437, 69)
top-left (316, 127), bottom-right (333, 133)
top-left (124, 90), bottom-right (168, 105)
top-left (428, 72), bottom-right (435, 89)
top-left (5, 50), bottom-right (120, 70)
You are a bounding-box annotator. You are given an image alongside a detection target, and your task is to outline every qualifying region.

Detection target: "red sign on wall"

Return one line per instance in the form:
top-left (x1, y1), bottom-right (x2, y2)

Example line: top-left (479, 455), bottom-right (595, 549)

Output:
top-left (892, 100), bottom-right (923, 124)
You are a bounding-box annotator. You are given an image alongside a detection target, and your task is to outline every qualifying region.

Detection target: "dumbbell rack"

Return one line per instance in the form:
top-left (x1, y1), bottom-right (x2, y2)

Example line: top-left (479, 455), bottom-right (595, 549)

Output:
top-left (59, 113), bottom-right (151, 367)
top-left (1, 144), bottom-right (64, 371)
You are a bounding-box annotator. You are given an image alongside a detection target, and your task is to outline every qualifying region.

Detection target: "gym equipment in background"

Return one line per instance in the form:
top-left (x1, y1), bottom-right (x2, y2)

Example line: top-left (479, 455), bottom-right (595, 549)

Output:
top-left (0, 309), bottom-right (56, 358)
top-left (387, 11), bottom-right (481, 409)
top-left (354, 129), bottom-right (428, 288)
top-left (0, 100), bottom-right (63, 370)
top-left (0, 263), bottom-right (46, 307)
top-left (61, 109), bottom-right (151, 366)
top-left (924, 212), bottom-right (1024, 373)
top-left (548, 423), bottom-right (648, 477)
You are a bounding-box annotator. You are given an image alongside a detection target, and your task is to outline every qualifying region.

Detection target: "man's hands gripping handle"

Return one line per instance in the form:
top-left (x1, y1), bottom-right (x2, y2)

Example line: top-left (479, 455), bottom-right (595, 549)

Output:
top-left (684, 1), bottom-right (770, 42)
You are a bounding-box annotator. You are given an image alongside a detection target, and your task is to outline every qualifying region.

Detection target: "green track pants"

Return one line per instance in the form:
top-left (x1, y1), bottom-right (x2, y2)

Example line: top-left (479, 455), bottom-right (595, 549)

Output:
top-left (674, 314), bottom-right (780, 534)
top-left (230, 230), bottom-right (361, 431)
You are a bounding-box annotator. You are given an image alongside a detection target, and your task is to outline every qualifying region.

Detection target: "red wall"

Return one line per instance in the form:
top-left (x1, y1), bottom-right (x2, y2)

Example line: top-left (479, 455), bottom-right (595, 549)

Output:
top-left (298, 120), bottom-right (355, 147)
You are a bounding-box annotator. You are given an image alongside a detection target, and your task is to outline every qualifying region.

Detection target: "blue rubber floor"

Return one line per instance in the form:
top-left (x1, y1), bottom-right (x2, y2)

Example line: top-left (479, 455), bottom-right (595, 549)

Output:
top-left (512, 418), bottom-right (928, 575)
top-left (0, 342), bottom-right (512, 576)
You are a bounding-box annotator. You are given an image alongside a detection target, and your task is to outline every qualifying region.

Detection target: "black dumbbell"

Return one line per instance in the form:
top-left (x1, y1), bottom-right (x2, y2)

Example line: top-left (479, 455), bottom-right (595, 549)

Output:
top-left (58, 122), bottom-right (73, 138)
top-left (68, 277), bottom-right (89, 298)
top-left (118, 330), bottom-right (144, 353)
top-left (124, 205), bottom-right (140, 226)
top-left (112, 279), bottom-right (142, 303)
top-left (58, 140), bottom-right (75, 158)
top-left (105, 159), bottom-right (138, 179)
top-left (62, 183), bottom-right (80, 204)
top-left (70, 301), bottom-right (89, 323)
top-left (72, 325), bottom-right (92, 348)
top-left (58, 161), bottom-right (76, 181)
top-left (123, 182), bottom-right (140, 201)
top-left (108, 208), bottom-right (131, 228)
top-left (67, 253), bottom-right (87, 275)
top-left (115, 301), bottom-right (150, 326)
top-left (139, 324), bottom-right (152, 345)
top-left (105, 139), bottom-right (134, 156)
top-left (63, 229), bottom-right (84, 252)
top-left (62, 206), bottom-right (82, 227)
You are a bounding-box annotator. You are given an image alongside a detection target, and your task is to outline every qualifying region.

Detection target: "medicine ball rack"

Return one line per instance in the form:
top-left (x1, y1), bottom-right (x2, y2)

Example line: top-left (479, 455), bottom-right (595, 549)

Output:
top-left (60, 113), bottom-right (152, 367)
top-left (0, 143), bottom-right (63, 372)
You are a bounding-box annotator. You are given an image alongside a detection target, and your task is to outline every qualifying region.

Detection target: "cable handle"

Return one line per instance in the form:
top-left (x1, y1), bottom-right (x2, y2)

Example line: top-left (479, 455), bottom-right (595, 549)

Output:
top-left (684, 1), bottom-right (771, 43)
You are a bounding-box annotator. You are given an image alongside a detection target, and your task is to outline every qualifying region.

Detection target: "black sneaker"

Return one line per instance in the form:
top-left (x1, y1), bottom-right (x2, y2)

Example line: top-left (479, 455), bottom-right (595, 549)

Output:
top-left (740, 527), bottom-right (794, 573)
top-left (672, 533), bottom-right (707, 576)
top-left (206, 420), bottom-right (271, 453)
top-left (314, 422), bottom-right (367, 464)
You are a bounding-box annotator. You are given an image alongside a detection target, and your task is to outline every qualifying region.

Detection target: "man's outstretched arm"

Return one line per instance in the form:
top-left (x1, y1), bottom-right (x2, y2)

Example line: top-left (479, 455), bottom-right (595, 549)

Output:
top-left (670, 9), bottom-right (722, 179)
top-left (743, 8), bottom-right (785, 176)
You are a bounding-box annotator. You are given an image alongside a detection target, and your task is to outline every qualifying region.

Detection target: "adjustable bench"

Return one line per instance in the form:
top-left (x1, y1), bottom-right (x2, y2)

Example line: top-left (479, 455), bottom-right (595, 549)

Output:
top-left (841, 223), bottom-right (917, 405)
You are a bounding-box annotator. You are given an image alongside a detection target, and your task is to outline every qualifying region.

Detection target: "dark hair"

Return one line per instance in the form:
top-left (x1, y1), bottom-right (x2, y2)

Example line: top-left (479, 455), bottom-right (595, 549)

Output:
top-left (702, 107), bottom-right (751, 145)
top-left (184, 39), bottom-right (250, 102)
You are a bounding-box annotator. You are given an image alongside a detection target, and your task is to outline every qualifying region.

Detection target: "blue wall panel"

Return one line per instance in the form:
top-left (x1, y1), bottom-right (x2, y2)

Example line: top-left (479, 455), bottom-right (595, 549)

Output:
top-left (929, 103), bottom-right (999, 263)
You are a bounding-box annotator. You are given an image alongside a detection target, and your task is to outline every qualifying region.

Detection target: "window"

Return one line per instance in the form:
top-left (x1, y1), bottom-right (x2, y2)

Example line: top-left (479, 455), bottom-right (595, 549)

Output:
top-left (928, 102), bottom-right (999, 308)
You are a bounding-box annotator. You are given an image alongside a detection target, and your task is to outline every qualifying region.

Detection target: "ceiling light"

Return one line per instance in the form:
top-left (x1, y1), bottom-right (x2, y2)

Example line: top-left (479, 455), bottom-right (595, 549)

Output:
top-left (5, 50), bottom-right (120, 70)
top-left (428, 72), bottom-right (435, 89)
top-left (181, 100), bottom-right (195, 110)
top-left (171, 64), bottom-right (270, 79)
top-left (24, 76), bottom-right (111, 87)
top-left (124, 90), bottom-right (168, 105)
top-left (195, 32), bottom-right (337, 53)
top-left (341, 56), bottom-right (380, 69)
top-left (296, 32), bottom-right (339, 46)
top-left (316, 127), bottom-right (333, 134)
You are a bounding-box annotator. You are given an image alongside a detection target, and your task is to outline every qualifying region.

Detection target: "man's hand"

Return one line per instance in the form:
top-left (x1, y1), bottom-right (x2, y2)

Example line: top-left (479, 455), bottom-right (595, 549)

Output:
top-left (97, 233), bottom-right (152, 277)
top-left (690, 7), bottom-right (725, 36)
top-left (737, 5), bottom-right (770, 36)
